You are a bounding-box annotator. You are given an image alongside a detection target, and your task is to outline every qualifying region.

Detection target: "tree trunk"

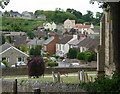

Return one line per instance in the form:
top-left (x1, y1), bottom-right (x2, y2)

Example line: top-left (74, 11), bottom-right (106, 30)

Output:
top-left (109, 2), bottom-right (120, 73)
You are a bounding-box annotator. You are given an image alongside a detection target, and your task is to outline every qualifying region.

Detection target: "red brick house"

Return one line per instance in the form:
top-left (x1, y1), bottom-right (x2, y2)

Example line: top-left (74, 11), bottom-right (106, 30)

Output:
top-left (43, 33), bottom-right (59, 55)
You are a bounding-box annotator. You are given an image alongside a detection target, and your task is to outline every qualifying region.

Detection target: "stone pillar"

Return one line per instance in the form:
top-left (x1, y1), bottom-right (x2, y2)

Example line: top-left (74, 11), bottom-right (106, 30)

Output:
top-left (97, 14), bottom-right (105, 78)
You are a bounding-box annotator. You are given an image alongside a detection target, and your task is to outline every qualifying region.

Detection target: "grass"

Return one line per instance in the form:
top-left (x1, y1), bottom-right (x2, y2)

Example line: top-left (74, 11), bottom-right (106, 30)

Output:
top-left (2, 71), bottom-right (97, 84)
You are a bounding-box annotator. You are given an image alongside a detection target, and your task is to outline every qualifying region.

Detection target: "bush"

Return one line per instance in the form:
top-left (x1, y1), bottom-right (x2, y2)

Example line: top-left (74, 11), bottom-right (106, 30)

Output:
top-left (46, 61), bottom-right (58, 67)
top-left (52, 54), bottom-right (59, 59)
top-left (2, 60), bottom-right (8, 67)
top-left (77, 52), bottom-right (85, 60)
top-left (67, 48), bottom-right (78, 59)
top-left (81, 73), bottom-right (120, 93)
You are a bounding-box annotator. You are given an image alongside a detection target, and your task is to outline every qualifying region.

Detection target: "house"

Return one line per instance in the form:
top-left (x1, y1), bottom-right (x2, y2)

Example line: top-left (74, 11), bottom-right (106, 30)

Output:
top-left (64, 19), bottom-right (75, 30)
top-left (43, 22), bottom-right (57, 31)
top-left (77, 38), bottom-right (100, 52)
top-left (0, 42), bottom-right (29, 66)
top-left (43, 33), bottom-right (59, 55)
top-left (10, 10), bottom-right (21, 17)
top-left (22, 11), bottom-right (35, 19)
top-left (56, 35), bottom-right (78, 56)
top-left (27, 38), bottom-right (44, 49)
top-left (74, 23), bottom-right (94, 34)
top-left (36, 14), bottom-right (46, 20)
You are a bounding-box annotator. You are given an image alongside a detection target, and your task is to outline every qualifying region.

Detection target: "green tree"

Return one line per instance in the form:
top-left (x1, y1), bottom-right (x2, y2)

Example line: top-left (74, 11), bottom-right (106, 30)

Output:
top-left (67, 48), bottom-right (78, 59)
top-left (27, 32), bottom-right (36, 39)
top-left (2, 60), bottom-right (8, 67)
top-left (29, 45), bottom-right (42, 57)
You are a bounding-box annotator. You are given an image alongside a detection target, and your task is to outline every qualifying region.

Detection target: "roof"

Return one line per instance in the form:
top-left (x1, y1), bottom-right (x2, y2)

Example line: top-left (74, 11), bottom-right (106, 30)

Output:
top-left (91, 28), bottom-right (100, 33)
top-left (43, 37), bottom-right (54, 45)
top-left (13, 35), bottom-right (27, 46)
top-left (27, 39), bottom-right (44, 45)
top-left (57, 36), bottom-right (73, 44)
top-left (79, 25), bottom-right (91, 28)
top-left (68, 37), bottom-right (86, 45)
top-left (0, 42), bottom-right (11, 53)
top-left (0, 42), bottom-right (29, 57)
top-left (77, 38), bottom-right (100, 49)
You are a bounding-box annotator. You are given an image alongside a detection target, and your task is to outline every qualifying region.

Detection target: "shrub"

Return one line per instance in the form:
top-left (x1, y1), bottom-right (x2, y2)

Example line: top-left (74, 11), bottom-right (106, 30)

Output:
top-left (2, 60), bottom-right (8, 67)
top-left (77, 52), bottom-right (85, 60)
top-left (46, 61), bottom-right (58, 67)
top-left (81, 73), bottom-right (120, 93)
top-left (27, 57), bottom-right (45, 78)
top-left (67, 48), bottom-right (78, 59)
top-left (52, 54), bottom-right (59, 59)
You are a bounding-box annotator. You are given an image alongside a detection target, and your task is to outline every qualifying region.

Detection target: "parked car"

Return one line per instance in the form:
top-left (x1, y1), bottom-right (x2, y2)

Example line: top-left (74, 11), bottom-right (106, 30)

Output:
top-left (69, 63), bottom-right (79, 67)
top-left (50, 57), bottom-right (56, 62)
top-left (11, 61), bottom-right (26, 67)
top-left (43, 57), bottom-right (49, 62)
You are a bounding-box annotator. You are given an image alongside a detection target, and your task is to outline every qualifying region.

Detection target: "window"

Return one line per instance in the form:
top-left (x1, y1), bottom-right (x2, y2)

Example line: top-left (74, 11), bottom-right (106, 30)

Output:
top-left (2, 57), bottom-right (9, 62)
top-left (17, 57), bottom-right (24, 62)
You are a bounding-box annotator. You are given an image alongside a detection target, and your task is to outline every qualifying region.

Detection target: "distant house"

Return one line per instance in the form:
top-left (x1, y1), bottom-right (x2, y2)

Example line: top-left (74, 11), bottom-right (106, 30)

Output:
top-left (56, 35), bottom-right (77, 56)
top-left (74, 23), bottom-right (94, 34)
top-left (36, 14), bottom-right (46, 20)
top-left (43, 22), bottom-right (57, 31)
top-left (77, 38), bottom-right (100, 52)
top-left (64, 19), bottom-right (75, 30)
top-left (43, 33), bottom-right (59, 55)
top-left (27, 38), bottom-right (44, 49)
top-left (22, 11), bottom-right (35, 19)
top-left (10, 10), bottom-right (21, 17)
top-left (0, 42), bottom-right (29, 66)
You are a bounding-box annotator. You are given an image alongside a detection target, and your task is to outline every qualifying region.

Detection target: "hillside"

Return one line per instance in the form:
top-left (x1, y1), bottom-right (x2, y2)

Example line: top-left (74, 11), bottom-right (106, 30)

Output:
top-left (0, 17), bottom-right (46, 32)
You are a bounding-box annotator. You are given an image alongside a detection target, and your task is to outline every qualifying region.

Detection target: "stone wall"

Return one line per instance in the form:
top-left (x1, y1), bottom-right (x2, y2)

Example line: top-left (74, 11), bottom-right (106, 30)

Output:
top-left (2, 67), bottom-right (96, 76)
top-left (2, 79), bottom-right (86, 93)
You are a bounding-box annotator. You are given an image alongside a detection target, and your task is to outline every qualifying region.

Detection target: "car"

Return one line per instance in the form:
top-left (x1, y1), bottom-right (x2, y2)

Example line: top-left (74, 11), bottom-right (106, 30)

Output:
top-left (50, 57), bottom-right (56, 62)
top-left (11, 61), bottom-right (26, 67)
top-left (69, 63), bottom-right (79, 67)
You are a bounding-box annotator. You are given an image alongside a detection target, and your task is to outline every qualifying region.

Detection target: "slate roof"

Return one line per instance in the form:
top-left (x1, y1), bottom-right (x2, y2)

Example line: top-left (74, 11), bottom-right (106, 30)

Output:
top-left (91, 28), bottom-right (100, 33)
top-left (27, 39), bottom-right (44, 45)
top-left (77, 38), bottom-right (100, 49)
top-left (43, 37), bottom-right (54, 45)
top-left (0, 42), bottom-right (12, 53)
top-left (57, 36), bottom-right (73, 44)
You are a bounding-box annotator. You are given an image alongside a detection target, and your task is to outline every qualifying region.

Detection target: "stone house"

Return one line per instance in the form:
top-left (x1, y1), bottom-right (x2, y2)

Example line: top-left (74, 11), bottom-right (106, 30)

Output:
top-left (77, 38), bottom-right (100, 52)
top-left (0, 42), bottom-right (29, 66)
top-left (9, 10), bottom-right (21, 17)
top-left (64, 19), bottom-right (75, 30)
top-left (43, 22), bottom-right (57, 31)
top-left (36, 14), bottom-right (46, 20)
top-left (43, 33), bottom-right (59, 55)
top-left (22, 11), bottom-right (35, 19)
top-left (56, 35), bottom-right (78, 56)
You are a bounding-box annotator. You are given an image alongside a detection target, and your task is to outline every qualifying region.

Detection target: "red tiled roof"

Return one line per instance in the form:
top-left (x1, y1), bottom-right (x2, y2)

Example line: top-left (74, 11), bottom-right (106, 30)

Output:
top-left (75, 24), bottom-right (82, 27)
top-left (79, 25), bottom-right (91, 28)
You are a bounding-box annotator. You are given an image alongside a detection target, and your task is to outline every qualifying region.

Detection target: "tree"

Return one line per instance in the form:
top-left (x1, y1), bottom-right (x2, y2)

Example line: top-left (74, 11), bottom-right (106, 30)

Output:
top-left (67, 48), bottom-right (78, 59)
top-left (29, 45), bottom-right (42, 57)
top-left (27, 32), bottom-right (36, 39)
top-left (27, 57), bottom-right (45, 78)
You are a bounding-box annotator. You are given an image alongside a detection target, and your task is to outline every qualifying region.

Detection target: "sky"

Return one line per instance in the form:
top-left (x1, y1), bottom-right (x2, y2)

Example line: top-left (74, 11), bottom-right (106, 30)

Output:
top-left (1, 0), bottom-right (103, 15)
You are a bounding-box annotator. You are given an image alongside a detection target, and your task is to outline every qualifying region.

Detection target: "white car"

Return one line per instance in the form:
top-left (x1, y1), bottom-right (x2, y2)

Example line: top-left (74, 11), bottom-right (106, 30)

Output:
top-left (69, 63), bottom-right (79, 67)
top-left (11, 61), bottom-right (26, 67)
top-left (50, 57), bottom-right (56, 62)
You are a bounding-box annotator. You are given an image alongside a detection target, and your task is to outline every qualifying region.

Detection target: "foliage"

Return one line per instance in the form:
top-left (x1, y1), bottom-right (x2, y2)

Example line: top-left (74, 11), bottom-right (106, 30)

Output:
top-left (27, 31), bottom-right (36, 39)
top-left (77, 52), bottom-right (96, 62)
top-left (2, 60), bottom-right (8, 67)
top-left (67, 48), bottom-right (78, 59)
top-left (27, 57), bottom-right (45, 77)
top-left (19, 44), bottom-right (28, 53)
top-left (29, 45), bottom-right (42, 57)
top-left (1, 17), bottom-right (45, 32)
top-left (81, 73), bottom-right (120, 93)
top-left (52, 54), bottom-right (60, 59)
top-left (46, 61), bottom-right (58, 67)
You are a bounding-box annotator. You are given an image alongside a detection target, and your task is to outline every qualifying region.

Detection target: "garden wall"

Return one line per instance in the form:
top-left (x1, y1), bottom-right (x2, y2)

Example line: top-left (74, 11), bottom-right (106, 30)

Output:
top-left (2, 67), bottom-right (96, 76)
top-left (2, 79), bottom-right (86, 93)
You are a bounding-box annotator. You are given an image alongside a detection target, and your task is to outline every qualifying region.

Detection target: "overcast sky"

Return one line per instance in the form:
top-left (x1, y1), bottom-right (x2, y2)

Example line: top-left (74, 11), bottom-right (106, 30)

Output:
top-left (1, 0), bottom-right (103, 15)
